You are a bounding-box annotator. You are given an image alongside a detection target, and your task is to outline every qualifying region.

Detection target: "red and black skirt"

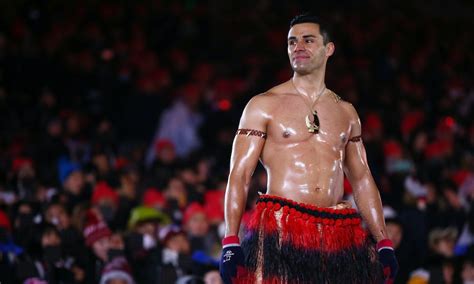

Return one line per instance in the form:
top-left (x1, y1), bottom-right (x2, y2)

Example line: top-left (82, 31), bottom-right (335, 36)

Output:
top-left (236, 194), bottom-right (382, 284)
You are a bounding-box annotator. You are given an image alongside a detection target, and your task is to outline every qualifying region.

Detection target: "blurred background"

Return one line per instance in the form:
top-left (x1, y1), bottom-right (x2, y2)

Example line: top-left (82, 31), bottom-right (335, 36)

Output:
top-left (0, 0), bottom-right (473, 283)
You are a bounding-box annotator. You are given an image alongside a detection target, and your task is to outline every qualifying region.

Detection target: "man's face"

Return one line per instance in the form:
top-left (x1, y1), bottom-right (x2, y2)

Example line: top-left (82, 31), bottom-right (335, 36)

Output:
top-left (287, 23), bottom-right (333, 75)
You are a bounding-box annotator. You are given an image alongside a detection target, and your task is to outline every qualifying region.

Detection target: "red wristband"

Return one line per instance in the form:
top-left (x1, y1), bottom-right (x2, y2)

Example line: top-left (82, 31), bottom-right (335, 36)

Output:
top-left (222, 235), bottom-right (240, 246)
top-left (376, 239), bottom-right (394, 251)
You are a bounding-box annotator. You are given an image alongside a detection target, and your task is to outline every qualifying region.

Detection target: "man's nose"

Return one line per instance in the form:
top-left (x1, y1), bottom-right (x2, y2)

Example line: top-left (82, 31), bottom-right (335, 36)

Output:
top-left (293, 40), bottom-right (305, 52)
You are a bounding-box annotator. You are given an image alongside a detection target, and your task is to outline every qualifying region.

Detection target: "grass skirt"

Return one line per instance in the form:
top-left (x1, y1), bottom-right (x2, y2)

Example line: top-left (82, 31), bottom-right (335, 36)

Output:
top-left (235, 194), bottom-right (382, 284)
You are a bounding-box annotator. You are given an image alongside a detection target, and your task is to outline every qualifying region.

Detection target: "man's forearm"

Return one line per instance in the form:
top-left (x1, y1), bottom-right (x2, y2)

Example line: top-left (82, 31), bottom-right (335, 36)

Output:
top-left (224, 176), bottom-right (249, 237)
top-left (352, 177), bottom-right (388, 242)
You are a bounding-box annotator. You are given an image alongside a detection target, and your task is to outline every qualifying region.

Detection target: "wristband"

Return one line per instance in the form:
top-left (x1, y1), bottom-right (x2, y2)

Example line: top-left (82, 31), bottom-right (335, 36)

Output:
top-left (222, 235), bottom-right (240, 248)
top-left (376, 239), bottom-right (394, 252)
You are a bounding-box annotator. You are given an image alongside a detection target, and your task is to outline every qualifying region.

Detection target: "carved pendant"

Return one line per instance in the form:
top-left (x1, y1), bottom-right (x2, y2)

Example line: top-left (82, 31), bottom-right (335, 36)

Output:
top-left (305, 110), bottom-right (319, 133)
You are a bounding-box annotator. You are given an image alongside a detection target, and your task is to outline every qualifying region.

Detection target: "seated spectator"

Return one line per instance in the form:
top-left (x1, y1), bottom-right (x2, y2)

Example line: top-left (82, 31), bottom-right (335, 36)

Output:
top-left (83, 210), bottom-right (112, 283)
top-left (0, 209), bottom-right (22, 283)
top-left (461, 253), bottom-right (474, 284)
top-left (203, 269), bottom-right (223, 284)
top-left (424, 227), bottom-right (459, 284)
top-left (18, 223), bottom-right (83, 283)
top-left (125, 206), bottom-right (169, 283)
top-left (91, 181), bottom-right (119, 228)
top-left (99, 256), bottom-right (135, 284)
top-left (58, 157), bottom-right (87, 210)
top-left (114, 167), bottom-right (140, 231)
top-left (428, 227), bottom-right (458, 259)
top-left (157, 224), bottom-right (194, 282)
top-left (44, 202), bottom-right (83, 259)
top-left (183, 203), bottom-right (219, 256)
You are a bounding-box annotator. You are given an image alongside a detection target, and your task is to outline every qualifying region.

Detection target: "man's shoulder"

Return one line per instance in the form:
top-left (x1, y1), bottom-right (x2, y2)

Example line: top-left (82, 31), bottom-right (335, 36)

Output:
top-left (267, 80), bottom-right (292, 96)
top-left (245, 82), bottom-right (291, 109)
top-left (338, 99), bottom-right (358, 118)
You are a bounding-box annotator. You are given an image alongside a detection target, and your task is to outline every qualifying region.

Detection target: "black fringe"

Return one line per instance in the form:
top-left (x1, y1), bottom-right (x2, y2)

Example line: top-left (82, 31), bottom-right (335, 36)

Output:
top-left (242, 229), bottom-right (382, 283)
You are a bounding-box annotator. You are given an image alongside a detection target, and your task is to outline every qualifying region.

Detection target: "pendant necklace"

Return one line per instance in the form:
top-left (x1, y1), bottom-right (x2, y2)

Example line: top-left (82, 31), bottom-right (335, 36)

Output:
top-left (291, 79), bottom-right (326, 134)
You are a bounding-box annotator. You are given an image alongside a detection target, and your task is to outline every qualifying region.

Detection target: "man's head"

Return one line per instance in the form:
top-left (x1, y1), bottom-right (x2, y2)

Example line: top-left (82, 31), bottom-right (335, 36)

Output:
top-left (288, 13), bottom-right (334, 75)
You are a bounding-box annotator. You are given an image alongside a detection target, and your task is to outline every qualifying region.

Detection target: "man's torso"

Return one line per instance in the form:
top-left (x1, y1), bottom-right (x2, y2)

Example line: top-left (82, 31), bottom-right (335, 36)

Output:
top-left (257, 81), bottom-right (356, 206)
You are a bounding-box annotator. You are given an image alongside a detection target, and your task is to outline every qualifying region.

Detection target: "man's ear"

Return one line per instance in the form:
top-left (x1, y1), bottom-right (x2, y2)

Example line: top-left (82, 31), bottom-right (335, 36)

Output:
top-left (326, 42), bottom-right (335, 57)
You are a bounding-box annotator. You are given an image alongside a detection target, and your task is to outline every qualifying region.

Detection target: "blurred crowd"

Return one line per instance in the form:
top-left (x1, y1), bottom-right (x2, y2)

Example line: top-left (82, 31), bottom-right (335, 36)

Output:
top-left (0, 0), bottom-right (473, 283)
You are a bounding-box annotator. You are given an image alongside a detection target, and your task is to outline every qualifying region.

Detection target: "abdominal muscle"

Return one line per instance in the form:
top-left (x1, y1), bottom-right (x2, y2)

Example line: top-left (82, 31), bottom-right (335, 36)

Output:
top-left (262, 146), bottom-right (346, 207)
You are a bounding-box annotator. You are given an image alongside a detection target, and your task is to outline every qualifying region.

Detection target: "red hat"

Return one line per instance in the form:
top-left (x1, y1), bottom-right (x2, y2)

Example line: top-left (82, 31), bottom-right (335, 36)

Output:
top-left (204, 190), bottom-right (224, 223)
top-left (383, 140), bottom-right (403, 158)
top-left (143, 188), bottom-right (166, 208)
top-left (155, 139), bottom-right (174, 154)
top-left (437, 116), bottom-right (456, 133)
top-left (451, 169), bottom-right (470, 187)
top-left (364, 113), bottom-right (382, 133)
top-left (183, 202), bottom-right (206, 224)
top-left (100, 256), bottom-right (135, 284)
top-left (424, 140), bottom-right (452, 159)
top-left (0, 210), bottom-right (11, 231)
top-left (12, 157), bottom-right (33, 173)
top-left (92, 181), bottom-right (119, 206)
top-left (401, 111), bottom-right (424, 136)
top-left (114, 157), bottom-right (129, 170)
top-left (83, 210), bottom-right (111, 246)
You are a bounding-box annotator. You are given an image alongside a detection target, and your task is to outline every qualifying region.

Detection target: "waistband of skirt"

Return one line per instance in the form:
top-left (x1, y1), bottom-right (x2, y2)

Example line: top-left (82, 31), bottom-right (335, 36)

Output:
top-left (256, 194), bottom-right (361, 220)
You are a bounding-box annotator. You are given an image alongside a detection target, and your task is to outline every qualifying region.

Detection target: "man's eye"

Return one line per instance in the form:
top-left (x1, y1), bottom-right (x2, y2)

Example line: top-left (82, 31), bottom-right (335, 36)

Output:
top-left (305, 39), bottom-right (314, 43)
top-left (288, 41), bottom-right (295, 46)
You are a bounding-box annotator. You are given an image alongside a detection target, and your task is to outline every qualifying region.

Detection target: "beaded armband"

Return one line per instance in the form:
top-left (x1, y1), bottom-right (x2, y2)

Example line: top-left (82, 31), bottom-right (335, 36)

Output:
top-left (236, 128), bottom-right (267, 139)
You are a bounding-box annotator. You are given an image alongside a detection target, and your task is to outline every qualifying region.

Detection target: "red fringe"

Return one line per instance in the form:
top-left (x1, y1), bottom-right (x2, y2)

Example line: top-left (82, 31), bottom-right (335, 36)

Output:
top-left (247, 195), bottom-right (366, 252)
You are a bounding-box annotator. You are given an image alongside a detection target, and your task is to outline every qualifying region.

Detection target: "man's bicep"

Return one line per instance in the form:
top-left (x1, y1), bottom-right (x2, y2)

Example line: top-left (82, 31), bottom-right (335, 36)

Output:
top-left (344, 134), bottom-right (371, 183)
top-left (229, 135), bottom-right (265, 174)
top-left (343, 103), bottom-right (368, 179)
top-left (229, 96), bottom-right (268, 176)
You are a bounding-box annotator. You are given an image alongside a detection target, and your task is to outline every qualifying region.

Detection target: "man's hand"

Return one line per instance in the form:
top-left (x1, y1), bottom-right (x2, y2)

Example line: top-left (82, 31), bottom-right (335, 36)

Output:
top-left (220, 236), bottom-right (244, 284)
top-left (377, 239), bottom-right (399, 284)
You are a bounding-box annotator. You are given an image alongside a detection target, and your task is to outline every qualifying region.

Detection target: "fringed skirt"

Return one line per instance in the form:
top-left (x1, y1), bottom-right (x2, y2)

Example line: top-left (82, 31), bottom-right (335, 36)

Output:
top-left (236, 194), bottom-right (382, 284)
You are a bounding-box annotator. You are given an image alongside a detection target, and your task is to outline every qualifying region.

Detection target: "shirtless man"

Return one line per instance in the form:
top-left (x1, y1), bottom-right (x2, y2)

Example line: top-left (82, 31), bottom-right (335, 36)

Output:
top-left (220, 14), bottom-right (398, 284)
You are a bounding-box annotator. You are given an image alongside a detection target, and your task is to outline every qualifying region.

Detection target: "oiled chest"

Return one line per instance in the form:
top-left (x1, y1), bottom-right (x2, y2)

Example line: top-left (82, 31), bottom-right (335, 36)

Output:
top-left (267, 94), bottom-right (351, 148)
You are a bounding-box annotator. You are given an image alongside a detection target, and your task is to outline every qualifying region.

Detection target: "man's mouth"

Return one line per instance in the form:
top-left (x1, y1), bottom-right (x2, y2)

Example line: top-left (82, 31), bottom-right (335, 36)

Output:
top-left (293, 55), bottom-right (310, 61)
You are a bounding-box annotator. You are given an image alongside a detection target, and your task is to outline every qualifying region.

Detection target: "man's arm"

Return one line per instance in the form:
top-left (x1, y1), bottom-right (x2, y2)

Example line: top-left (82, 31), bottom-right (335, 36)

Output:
top-left (343, 105), bottom-right (388, 242)
top-left (224, 95), bottom-right (268, 237)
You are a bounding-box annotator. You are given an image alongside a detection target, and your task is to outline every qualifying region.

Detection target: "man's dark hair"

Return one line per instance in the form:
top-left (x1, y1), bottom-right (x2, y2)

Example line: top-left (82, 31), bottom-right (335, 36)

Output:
top-left (290, 13), bottom-right (332, 45)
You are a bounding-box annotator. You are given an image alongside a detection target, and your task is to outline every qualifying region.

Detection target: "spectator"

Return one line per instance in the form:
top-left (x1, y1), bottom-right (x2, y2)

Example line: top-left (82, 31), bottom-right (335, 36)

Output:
top-left (83, 210), bottom-right (112, 283)
top-left (58, 157), bottom-right (87, 211)
top-left (125, 206), bottom-right (169, 283)
top-left (99, 256), bottom-right (135, 284)
top-left (157, 224), bottom-right (194, 282)
top-left (183, 203), bottom-right (218, 256)
top-left (44, 203), bottom-right (83, 261)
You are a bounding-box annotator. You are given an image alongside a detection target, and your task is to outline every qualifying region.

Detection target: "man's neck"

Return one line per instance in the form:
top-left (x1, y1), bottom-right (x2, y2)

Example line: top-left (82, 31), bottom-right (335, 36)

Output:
top-left (292, 72), bottom-right (326, 100)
